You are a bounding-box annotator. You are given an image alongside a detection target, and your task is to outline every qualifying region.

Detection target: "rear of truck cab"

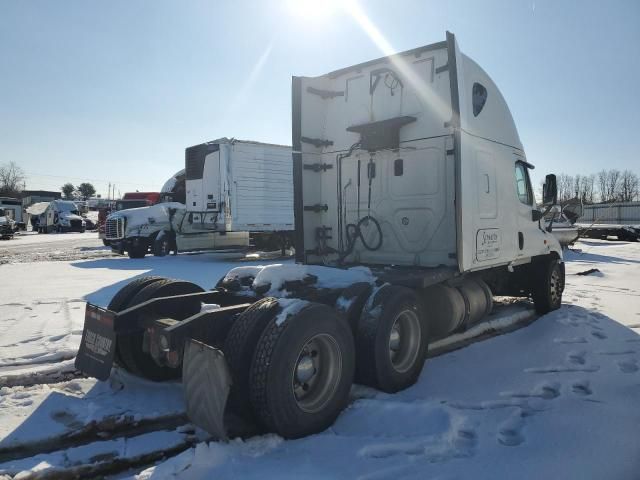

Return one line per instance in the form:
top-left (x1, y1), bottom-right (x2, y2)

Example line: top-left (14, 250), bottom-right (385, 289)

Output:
top-left (293, 31), bottom-right (561, 272)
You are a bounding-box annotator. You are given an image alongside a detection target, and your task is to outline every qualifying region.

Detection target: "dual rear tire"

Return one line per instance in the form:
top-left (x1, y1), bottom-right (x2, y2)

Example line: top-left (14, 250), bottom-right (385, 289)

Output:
top-left (355, 285), bottom-right (429, 393)
top-left (108, 276), bottom-right (204, 380)
top-left (224, 298), bottom-right (355, 439)
top-left (108, 279), bottom-right (429, 439)
top-left (222, 286), bottom-right (429, 438)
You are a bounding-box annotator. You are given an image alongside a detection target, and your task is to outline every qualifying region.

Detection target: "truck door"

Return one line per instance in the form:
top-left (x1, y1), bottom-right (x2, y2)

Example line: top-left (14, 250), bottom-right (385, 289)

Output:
top-left (513, 160), bottom-right (536, 256)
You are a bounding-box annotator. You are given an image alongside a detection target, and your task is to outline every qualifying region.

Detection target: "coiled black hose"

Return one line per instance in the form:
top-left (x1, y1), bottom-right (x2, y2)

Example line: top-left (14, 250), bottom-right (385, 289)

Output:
top-left (339, 215), bottom-right (383, 263)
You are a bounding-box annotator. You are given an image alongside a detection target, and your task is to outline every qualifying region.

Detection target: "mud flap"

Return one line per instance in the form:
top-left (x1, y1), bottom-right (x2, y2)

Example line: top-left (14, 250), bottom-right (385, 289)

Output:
top-left (75, 304), bottom-right (117, 381)
top-left (182, 338), bottom-right (231, 440)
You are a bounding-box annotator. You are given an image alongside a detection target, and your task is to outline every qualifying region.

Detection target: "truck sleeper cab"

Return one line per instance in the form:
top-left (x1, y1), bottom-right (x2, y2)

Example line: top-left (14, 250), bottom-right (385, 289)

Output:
top-left (75, 32), bottom-right (564, 442)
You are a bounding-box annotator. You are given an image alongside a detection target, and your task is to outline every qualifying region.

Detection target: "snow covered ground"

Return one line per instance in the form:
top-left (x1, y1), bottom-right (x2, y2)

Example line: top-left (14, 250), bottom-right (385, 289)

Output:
top-left (0, 231), bottom-right (115, 264)
top-left (0, 236), bottom-right (639, 479)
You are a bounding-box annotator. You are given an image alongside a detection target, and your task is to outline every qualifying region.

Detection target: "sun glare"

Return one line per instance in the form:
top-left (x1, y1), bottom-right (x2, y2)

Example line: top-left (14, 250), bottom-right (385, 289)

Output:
top-left (286, 0), bottom-right (342, 21)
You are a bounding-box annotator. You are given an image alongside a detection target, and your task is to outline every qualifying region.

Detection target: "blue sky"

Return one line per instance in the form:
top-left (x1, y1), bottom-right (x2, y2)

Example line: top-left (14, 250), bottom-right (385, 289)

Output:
top-left (1, 0), bottom-right (638, 197)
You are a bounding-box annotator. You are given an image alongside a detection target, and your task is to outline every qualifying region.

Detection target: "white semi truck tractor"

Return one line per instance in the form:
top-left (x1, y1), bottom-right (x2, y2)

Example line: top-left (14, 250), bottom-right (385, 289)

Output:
top-left (75, 33), bottom-right (564, 441)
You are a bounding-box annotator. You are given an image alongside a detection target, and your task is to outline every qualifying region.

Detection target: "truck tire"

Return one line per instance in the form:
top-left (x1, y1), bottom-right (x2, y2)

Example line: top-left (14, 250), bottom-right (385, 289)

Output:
top-left (116, 279), bottom-right (205, 381)
top-left (128, 239), bottom-right (148, 259)
top-left (107, 276), bottom-right (166, 312)
top-left (107, 276), bottom-right (166, 367)
top-left (223, 297), bottom-right (280, 419)
top-left (531, 257), bottom-right (564, 314)
top-left (335, 282), bottom-right (372, 334)
top-left (152, 232), bottom-right (174, 257)
top-left (249, 302), bottom-right (354, 438)
top-left (356, 285), bottom-right (428, 393)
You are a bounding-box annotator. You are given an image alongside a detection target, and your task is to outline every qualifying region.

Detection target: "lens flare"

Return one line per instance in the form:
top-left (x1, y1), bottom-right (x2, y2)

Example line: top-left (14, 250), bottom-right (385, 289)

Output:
top-left (343, 0), bottom-right (452, 123)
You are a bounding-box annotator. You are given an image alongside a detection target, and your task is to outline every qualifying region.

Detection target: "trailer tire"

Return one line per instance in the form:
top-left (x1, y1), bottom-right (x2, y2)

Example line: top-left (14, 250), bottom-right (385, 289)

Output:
top-left (531, 257), bottom-right (564, 314)
top-left (249, 302), bottom-right (354, 438)
top-left (116, 279), bottom-right (205, 381)
top-left (356, 285), bottom-right (428, 393)
top-left (223, 297), bottom-right (280, 419)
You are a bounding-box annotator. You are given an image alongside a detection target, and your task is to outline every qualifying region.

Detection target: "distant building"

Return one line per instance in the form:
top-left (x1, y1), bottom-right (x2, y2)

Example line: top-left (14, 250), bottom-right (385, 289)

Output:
top-left (21, 190), bottom-right (61, 208)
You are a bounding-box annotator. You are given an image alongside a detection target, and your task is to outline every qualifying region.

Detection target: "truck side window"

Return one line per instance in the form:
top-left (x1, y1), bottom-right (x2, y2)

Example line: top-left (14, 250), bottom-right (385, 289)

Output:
top-left (514, 162), bottom-right (533, 205)
top-left (472, 82), bottom-right (488, 116)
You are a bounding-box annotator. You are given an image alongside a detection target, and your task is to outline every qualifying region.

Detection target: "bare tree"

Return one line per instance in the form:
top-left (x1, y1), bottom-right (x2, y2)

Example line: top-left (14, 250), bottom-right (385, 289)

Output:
top-left (0, 161), bottom-right (25, 197)
top-left (618, 170), bottom-right (639, 202)
top-left (580, 174), bottom-right (595, 203)
top-left (573, 174), bottom-right (582, 199)
top-left (606, 169), bottom-right (621, 202)
top-left (557, 173), bottom-right (574, 202)
top-left (597, 170), bottom-right (608, 202)
top-left (597, 169), bottom-right (622, 202)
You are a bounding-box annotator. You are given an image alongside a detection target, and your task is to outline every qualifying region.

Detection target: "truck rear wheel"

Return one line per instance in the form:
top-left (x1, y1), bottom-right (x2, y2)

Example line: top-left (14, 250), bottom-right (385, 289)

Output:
top-left (223, 298), bottom-right (280, 419)
top-left (249, 302), bottom-right (354, 438)
top-left (108, 276), bottom-right (166, 367)
top-left (531, 257), bottom-right (564, 314)
top-left (116, 279), bottom-right (205, 381)
top-left (356, 285), bottom-right (428, 393)
top-left (107, 276), bottom-right (166, 312)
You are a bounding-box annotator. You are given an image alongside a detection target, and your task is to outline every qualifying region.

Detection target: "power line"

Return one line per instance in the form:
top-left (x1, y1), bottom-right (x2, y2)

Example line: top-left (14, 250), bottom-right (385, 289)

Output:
top-left (24, 171), bottom-right (163, 189)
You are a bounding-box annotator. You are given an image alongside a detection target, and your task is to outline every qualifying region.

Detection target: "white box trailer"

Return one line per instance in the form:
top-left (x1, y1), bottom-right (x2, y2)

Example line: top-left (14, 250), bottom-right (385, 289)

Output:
top-left (76, 33), bottom-right (566, 442)
top-left (185, 138), bottom-right (293, 234)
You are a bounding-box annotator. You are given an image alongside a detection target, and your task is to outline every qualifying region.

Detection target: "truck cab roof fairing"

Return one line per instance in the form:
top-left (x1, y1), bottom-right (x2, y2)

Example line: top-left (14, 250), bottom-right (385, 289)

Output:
top-left (457, 54), bottom-right (523, 152)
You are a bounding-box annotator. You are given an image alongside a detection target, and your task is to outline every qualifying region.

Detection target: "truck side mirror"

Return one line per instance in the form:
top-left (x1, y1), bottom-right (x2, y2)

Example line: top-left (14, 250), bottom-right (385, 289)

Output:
top-left (542, 174), bottom-right (557, 206)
